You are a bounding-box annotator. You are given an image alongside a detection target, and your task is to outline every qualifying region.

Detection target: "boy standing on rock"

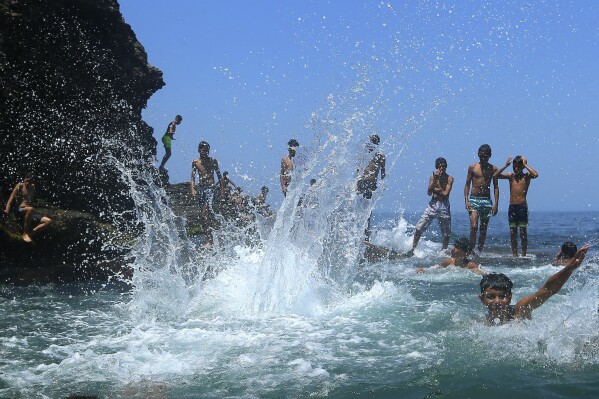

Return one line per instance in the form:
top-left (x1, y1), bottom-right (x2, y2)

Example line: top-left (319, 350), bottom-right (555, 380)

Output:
top-left (159, 115), bottom-right (182, 171)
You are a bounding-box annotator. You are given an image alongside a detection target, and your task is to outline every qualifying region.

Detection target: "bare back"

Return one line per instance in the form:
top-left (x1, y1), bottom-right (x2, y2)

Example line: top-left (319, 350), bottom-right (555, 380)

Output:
top-left (360, 152), bottom-right (386, 182)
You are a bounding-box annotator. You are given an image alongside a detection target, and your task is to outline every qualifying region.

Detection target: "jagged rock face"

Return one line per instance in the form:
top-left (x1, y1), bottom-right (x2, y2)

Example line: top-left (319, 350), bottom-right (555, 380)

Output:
top-left (0, 0), bottom-right (164, 219)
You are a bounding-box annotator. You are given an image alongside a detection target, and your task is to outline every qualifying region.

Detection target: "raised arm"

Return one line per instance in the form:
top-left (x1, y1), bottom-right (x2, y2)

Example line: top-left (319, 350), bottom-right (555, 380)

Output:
top-left (494, 157), bottom-right (513, 179)
top-left (437, 175), bottom-right (454, 197)
top-left (514, 244), bottom-right (590, 318)
top-left (522, 157), bottom-right (539, 179)
top-left (426, 174), bottom-right (436, 196)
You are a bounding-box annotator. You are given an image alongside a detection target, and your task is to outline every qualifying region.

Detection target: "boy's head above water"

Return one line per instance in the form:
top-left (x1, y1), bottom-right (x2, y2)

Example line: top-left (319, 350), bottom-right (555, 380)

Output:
top-left (479, 273), bottom-right (513, 313)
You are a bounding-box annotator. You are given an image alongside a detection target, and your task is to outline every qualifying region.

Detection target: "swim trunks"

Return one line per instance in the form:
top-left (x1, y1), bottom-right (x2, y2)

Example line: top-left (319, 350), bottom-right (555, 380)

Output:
top-left (196, 184), bottom-right (215, 210)
top-left (16, 207), bottom-right (42, 225)
top-left (161, 134), bottom-right (172, 150)
top-left (357, 179), bottom-right (377, 199)
top-left (415, 199), bottom-right (451, 237)
top-left (508, 204), bottom-right (528, 228)
top-left (468, 196), bottom-right (493, 220)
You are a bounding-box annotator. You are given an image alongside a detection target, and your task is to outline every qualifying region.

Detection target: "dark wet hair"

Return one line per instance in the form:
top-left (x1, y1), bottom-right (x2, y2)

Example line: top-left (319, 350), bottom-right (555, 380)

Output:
top-left (435, 157), bottom-right (447, 168)
top-left (513, 155), bottom-right (524, 166)
top-left (454, 237), bottom-right (472, 254)
top-left (559, 242), bottom-right (577, 259)
top-left (310, 178), bottom-right (317, 185)
top-left (261, 186), bottom-right (269, 192)
top-left (288, 139), bottom-right (299, 148)
top-left (480, 273), bottom-right (513, 294)
top-left (198, 141), bottom-right (210, 151)
top-left (369, 134), bottom-right (380, 145)
top-left (478, 144), bottom-right (492, 155)
top-left (175, 115), bottom-right (183, 122)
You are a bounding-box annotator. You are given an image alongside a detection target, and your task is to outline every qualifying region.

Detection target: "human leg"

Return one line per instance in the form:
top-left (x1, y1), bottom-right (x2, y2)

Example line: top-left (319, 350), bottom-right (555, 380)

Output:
top-left (468, 211), bottom-right (479, 251)
top-left (510, 227), bottom-right (518, 257)
top-left (159, 147), bottom-right (171, 169)
top-left (21, 206), bottom-right (34, 242)
top-left (33, 215), bottom-right (52, 234)
top-left (478, 217), bottom-right (490, 252)
top-left (520, 227), bottom-right (527, 256)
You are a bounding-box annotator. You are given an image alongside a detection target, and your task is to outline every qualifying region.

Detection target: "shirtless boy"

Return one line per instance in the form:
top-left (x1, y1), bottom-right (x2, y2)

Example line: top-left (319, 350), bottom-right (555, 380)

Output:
top-left (480, 244), bottom-right (590, 325)
top-left (3, 172), bottom-right (52, 243)
top-left (494, 156), bottom-right (539, 257)
top-left (417, 237), bottom-right (483, 275)
top-left (357, 134), bottom-right (386, 200)
top-left (159, 115), bottom-right (182, 171)
top-left (357, 134), bottom-right (386, 241)
top-left (464, 144), bottom-right (499, 253)
top-left (280, 139), bottom-right (299, 197)
top-left (409, 157), bottom-right (454, 255)
top-left (191, 141), bottom-right (224, 219)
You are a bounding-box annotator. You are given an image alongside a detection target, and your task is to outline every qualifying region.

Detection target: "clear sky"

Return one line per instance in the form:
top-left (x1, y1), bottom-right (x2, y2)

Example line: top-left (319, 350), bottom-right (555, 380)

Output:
top-left (119, 0), bottom-right (598, 212)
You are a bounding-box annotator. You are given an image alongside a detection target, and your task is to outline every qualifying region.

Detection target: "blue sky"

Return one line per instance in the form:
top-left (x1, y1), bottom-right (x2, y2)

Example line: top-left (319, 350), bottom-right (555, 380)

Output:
top-left (119, 0), bottom-right (598, 212)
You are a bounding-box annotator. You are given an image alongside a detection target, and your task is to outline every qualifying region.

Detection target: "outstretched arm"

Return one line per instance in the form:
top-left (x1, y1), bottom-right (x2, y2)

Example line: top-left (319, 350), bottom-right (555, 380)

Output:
top-left (514, 244), bottom-right (590, 318)
top-left (494, 157), bottom-right (513, 179)
top-left (522, 157), bottom-right (539, 179)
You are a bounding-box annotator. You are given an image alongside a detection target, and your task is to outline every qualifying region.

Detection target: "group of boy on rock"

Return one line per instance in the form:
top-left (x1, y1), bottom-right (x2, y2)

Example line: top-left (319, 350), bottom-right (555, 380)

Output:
top-left (5, 116), bottom-right (590, 326)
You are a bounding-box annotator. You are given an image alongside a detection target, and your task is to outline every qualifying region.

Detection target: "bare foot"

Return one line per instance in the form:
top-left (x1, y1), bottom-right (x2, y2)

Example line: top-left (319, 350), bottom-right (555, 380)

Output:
top-left (22, 233), bottom-right (33, 243)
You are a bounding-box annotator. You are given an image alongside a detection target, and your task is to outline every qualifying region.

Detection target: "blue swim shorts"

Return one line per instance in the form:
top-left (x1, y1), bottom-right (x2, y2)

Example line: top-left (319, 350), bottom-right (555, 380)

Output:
top-left (468, 196), bottom-right (493, 220)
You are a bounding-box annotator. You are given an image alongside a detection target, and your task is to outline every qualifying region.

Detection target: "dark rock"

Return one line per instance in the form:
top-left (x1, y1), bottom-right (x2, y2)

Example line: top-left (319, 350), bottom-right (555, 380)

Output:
top-left (0, 0), bottom-right (164, 218)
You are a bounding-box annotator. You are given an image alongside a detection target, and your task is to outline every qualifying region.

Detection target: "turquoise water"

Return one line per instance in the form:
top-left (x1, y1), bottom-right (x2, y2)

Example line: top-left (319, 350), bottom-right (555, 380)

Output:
top-left (1, 209), bottom-right (597, 398)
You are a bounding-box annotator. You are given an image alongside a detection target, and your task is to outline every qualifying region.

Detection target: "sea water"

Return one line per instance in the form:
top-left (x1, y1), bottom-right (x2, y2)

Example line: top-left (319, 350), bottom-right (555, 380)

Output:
top-left (1, 206), bottom-right (597, 398)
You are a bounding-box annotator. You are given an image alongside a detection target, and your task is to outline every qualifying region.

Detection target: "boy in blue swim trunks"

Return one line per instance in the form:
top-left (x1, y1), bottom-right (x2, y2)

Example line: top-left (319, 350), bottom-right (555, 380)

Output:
top-left (494, 155), bottom-right (539, 257)
top-left (464, 144), bottom-right (499, 253)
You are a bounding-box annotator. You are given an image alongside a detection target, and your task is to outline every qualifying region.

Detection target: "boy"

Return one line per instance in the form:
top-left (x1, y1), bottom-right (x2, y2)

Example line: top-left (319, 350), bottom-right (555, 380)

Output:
top-left (191, 141), bottom-right (225, 220)
top-left (552, 241), bottom-right (577, 266)
top-left (417, 237), bottom-right (483, 275)
top-left (409, 157), bottom-right (453, 255)
top-left (357, 134), bottom-right (386, 241)
top-left (464, 144), bottom-right (499, 254)
top-left (3, 172), bottom-right (52, 243)
top-left (159, 115), bottom-right (183, 171)
top-left (280, 139), bottom-right (299, 196)
top-left (494, 156), bottom-right (539, 257)
top-left (479, 244), bottom-right (589, 325)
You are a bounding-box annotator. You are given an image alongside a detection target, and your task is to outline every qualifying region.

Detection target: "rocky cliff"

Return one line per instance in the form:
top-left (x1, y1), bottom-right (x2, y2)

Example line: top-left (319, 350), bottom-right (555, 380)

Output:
top-left (0, 0), bottom-right (164, 216)
top-left (0, 0), bottom-right (164, 282)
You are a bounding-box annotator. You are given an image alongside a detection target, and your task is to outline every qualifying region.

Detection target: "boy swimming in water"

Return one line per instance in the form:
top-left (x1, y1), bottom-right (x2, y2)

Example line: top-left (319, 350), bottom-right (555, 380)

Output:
top-left (416, 237), bottom-right (483, 275)
top-left (464, 144), bottom-right (499, 254)
top-left (479, 244), bottom-right (589, 325)
top-left (494, 155), bottom-right (539, 257)
top-left (552, 241), bottom-right (577, 266)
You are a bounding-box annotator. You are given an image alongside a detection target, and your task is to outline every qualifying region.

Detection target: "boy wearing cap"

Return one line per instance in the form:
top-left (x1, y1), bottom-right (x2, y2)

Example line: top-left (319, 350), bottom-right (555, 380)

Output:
top-left (494, 155), bottom-right (539, 257)
top-left (480, 244), bottom-right (589, 325)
